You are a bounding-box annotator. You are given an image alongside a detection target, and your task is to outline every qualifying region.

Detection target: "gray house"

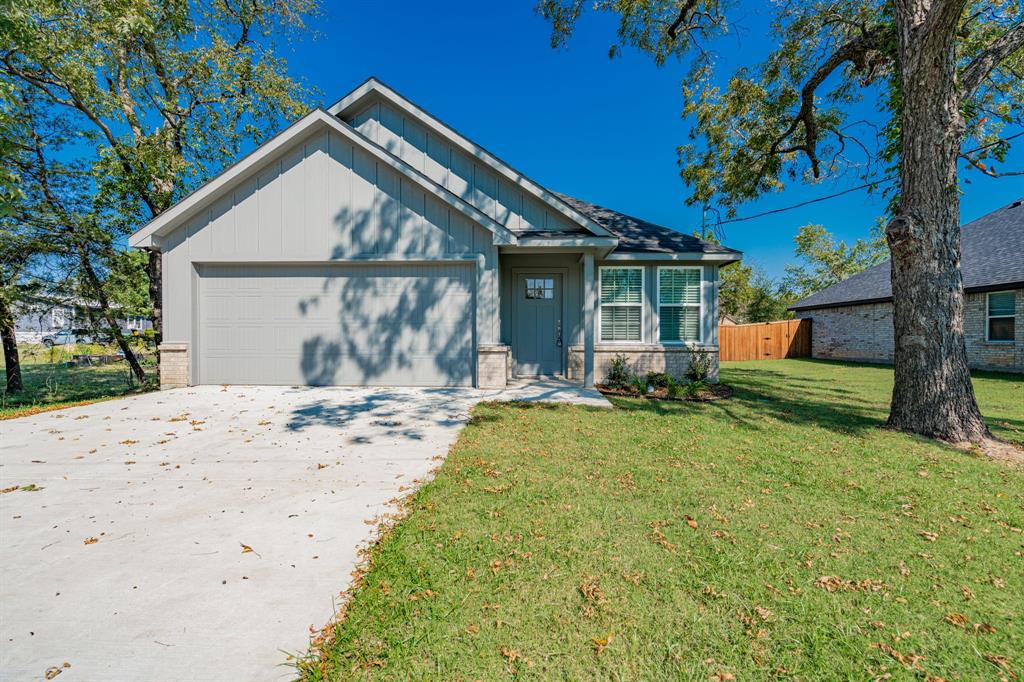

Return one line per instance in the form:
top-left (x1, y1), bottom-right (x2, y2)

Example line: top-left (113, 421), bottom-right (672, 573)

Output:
top-left (129, 78), bottom-right (741, 389)
top-left (790, 199), bottom-right (1023, 372)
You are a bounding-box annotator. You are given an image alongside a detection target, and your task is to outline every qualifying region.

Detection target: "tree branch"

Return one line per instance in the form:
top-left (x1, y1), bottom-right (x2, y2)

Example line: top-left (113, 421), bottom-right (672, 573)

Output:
top-left (666, 0), bottom-right (699, 40)
top-left (767, 24), bottom-right (892, 177)
top-left (960, 20), bottom-right (1024, 94)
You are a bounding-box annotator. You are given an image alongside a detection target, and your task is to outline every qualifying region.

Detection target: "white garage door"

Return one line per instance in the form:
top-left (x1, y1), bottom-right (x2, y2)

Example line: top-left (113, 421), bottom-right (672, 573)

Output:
top-left (197, 263), bottom-right (474, 386)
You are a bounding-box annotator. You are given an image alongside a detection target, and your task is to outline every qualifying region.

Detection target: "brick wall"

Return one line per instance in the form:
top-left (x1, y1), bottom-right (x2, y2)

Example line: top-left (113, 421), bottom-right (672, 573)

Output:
top-left (795, 288), bottom-right (1023, 372)
top-left (567, 345), bottom-right (720, 384)
top-left (158, 343), bottom-right (189, 388)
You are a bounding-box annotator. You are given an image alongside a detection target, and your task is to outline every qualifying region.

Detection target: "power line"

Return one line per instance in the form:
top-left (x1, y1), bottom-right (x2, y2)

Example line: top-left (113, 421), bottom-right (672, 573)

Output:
top-left (716, 176), bottom-right (897, 225)
top-left (713, 131), bottom-right (1024, 227)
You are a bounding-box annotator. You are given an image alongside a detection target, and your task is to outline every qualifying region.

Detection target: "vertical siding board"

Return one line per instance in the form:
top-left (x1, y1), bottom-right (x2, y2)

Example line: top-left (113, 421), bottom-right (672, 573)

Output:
top-left (256, 161), bottom-right (282, 257)
top-left (233, 176), bottom-right (259, 258)
top-left (279, 144), bottom-right (306, 258)
top-left (304, 130), bottom-right (330, 258)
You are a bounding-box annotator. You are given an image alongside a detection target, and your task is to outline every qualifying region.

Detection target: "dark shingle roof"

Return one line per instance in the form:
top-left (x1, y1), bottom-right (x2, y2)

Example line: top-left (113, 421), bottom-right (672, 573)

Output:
top-left (553, 193), bottom-right (741, 256)
top-left (790, 199), bottom-right (1024, 311)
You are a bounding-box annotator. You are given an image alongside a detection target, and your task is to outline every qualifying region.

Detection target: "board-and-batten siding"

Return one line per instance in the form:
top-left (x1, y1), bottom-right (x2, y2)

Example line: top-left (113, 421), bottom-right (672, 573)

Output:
top-left (160, 126), bottom-right (499, 351)
top-left (346, 99), bottom-right (582, 235)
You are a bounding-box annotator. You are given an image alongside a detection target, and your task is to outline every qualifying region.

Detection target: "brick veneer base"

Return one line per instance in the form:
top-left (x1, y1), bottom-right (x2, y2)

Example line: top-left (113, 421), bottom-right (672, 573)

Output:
top-left (794, 288), bottom-right (1023, 372)
top-left (477, 345), bottom-right (510, 388)
top-left (567, 345), bottom-right (720, 384)
top-left (158, 343), bottom-right (189, 389)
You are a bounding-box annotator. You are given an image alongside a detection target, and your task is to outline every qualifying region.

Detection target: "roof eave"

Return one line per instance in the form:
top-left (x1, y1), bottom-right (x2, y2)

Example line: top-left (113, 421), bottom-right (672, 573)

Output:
top-left (603, 251), bottom-right (743, 262)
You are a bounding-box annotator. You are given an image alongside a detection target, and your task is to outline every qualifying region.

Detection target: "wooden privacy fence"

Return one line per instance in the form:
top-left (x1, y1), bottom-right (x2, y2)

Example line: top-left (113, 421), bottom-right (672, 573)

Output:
top-left (719, 319), bottom-right (811, 361)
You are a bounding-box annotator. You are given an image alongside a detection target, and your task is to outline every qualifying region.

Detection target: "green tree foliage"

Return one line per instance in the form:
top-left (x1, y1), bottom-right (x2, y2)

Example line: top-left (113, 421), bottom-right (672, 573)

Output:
top-left (1, 0), bottom-right (319, 349)
top-left (720, 262), bottom-right (795, 323)
top-left (784, 222), bottom-right (888, 298)
top-left (540, 0), bottom-right (1022, 213)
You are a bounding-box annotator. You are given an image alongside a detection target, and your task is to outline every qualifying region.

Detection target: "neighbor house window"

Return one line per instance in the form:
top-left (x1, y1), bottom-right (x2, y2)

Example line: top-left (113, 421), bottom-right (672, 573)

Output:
top-left (658, 267), bottom-right (702, 343)
top-left (600, 267), bottom-right (643, 342)
top-left (987, 291), bottom-right (1016, 342)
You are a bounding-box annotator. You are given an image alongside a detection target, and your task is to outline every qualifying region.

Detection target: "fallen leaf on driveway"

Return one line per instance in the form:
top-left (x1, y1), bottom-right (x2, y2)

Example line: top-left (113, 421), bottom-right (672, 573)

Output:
top-left (240, 543), bottom-right (261, 557)
top-left (44, 662), bottom-right (70, 679)
top-left (84, 537), bottom-right (99, 545)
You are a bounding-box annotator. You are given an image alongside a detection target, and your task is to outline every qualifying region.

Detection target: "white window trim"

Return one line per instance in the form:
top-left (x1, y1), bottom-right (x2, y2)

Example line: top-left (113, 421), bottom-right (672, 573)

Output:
top-left (985, 290), bottom-right (1016, 343)
top-left (598, 265), bottom-right (645, 344)
top-left (657, 266), bottom-right (703, 345)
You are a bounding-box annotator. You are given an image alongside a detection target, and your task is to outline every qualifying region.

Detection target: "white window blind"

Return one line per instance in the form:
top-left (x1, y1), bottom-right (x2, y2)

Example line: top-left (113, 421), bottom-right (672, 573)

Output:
top-left (658, 267), bottom-right (701, 343)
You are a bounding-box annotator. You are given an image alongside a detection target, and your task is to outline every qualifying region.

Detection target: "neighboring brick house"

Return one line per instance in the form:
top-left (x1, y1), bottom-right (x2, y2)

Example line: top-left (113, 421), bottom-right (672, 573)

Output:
top-left (790, 199), bottom-right (1023, 373)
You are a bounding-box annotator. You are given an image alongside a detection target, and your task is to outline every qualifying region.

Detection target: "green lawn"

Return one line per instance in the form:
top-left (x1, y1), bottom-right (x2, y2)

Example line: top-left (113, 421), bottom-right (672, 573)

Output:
top-left (301, 359), bottom-right (1023, 681)
top-left (1, 345), bottom-right (156, 419)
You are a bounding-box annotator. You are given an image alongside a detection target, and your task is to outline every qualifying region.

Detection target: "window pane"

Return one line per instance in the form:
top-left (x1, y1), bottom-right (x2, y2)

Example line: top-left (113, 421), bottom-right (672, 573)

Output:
top-left (659, 268), bottom-right (700, 305)
top-left (989, 316), bottom-right (1014, 341)
top-left (660, 306), bottom-right (700, 342)
top-left (601, 306), bottom-right (641, 341)
top-left (601, 269), bottom-right (642, 304)
top-left (988, 292), bottom-right (1015, 317)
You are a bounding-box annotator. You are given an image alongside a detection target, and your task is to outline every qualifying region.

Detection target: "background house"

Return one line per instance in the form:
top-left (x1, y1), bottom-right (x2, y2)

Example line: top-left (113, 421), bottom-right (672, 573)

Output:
top-left (790, 199), bottom-right (1023, 372)
top-left (13, 297), bottom-right (153, 344)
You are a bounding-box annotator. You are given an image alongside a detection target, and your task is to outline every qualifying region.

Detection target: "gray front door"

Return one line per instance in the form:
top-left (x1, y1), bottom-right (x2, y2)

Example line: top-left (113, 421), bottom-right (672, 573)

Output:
top-left (514, 273), bottom-right (563, 376)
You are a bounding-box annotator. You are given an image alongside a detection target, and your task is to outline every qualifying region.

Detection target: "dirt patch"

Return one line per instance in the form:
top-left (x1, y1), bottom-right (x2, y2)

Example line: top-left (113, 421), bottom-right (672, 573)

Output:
top-left (597, 383), bottom-right (733, 402)
top-left (955, 437), bottom-right (1024, 466)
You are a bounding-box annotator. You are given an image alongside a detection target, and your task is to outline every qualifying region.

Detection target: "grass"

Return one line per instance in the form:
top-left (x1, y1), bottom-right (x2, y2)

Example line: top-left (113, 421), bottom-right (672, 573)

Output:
top-left (1, 344), bottom-right (156, 419)
top-left (301, 359), bottom-right (1023, 681)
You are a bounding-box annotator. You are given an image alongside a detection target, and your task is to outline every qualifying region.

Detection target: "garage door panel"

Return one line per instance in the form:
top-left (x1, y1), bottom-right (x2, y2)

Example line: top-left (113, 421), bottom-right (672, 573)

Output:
top-left (197, 263), bottom-right (474, 386)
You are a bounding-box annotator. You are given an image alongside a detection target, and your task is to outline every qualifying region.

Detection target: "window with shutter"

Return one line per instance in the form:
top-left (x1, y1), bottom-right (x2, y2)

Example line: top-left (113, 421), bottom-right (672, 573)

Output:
top-left (599, 267), bottom-right (643, 342)
top-left (658, 267), bottom-right (701, 343)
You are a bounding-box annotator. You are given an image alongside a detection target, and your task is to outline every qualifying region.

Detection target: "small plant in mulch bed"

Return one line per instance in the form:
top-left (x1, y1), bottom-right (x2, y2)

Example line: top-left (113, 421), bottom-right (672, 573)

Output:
top-left (597, 380), bottom-right (732, 402)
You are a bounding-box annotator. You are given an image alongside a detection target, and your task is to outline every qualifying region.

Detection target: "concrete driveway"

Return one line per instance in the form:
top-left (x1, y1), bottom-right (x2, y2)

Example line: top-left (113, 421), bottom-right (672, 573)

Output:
top-left (0, 385), bottom-right (482, 681)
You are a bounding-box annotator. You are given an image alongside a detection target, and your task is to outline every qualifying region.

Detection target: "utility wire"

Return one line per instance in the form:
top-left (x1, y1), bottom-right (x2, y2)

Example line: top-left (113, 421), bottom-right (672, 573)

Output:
top-left (711, 131), bottom-right (1023, 227)
top-left (716, 176), bottom-right (897, 225)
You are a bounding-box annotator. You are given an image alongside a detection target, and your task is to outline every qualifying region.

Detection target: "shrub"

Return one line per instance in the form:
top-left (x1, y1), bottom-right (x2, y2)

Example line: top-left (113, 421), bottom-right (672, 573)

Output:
top-left (645, 371), bottom-right (671, 388)
top-left (605, 354), bottom-right (632, 389)
top-left (630, 374), bottom-right (649, 395)
top-left (686, 349), bottom-right (713, 382)
top-left (666, 376), bottom-right (682, 399)
top-left (684, 379), bottom-right (708, 398)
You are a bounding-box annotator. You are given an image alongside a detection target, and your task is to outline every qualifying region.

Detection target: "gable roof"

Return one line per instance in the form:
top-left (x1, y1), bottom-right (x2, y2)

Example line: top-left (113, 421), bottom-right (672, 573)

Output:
top-left (790, 198), bottom-right (1024, 311)
top-left (128, 109), bottom-right (518, 249)
top-left (327, 77), bottom-right (614, 240)
top-left (555, 194), bottom-right (742, 260)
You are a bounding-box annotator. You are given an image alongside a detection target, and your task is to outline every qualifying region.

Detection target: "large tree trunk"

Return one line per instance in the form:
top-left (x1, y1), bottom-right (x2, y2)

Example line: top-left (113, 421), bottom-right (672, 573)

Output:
top-left (0, 294), bottom-right (23, 393)
top-left (885, 0), bottom-right (989, 443)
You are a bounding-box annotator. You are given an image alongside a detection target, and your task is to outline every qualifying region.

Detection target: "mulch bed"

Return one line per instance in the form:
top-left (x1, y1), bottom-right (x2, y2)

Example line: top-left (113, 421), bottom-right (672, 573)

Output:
top-left (597, 383), bottom-right (733, 402)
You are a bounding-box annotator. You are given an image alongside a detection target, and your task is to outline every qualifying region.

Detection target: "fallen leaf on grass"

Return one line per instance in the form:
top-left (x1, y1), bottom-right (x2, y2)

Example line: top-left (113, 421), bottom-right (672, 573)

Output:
top-left (592, 632), bottom-right (613, 655)
top-left (945, 613), bottom-right (968, 627)
top-left (974, 623), bottom-right (997, 634)
top-left (685, 515), bottom-right (699, 529)
top-left (815, 575), bottom-right (886, 593)
top-left (919, 531), bottom-right (939, 542)
top-left (871, 642), bottom-right (924, 670)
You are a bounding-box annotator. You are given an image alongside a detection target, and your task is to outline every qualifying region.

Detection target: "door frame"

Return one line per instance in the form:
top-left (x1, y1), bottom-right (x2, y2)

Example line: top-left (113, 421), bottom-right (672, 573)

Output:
top-left (510, 266), bottom-right (570, 378)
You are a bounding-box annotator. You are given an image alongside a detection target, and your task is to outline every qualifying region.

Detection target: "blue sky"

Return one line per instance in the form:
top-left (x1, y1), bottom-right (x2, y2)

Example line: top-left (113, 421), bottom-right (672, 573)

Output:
top-left (282, 1), bottom-right (1022, 279)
